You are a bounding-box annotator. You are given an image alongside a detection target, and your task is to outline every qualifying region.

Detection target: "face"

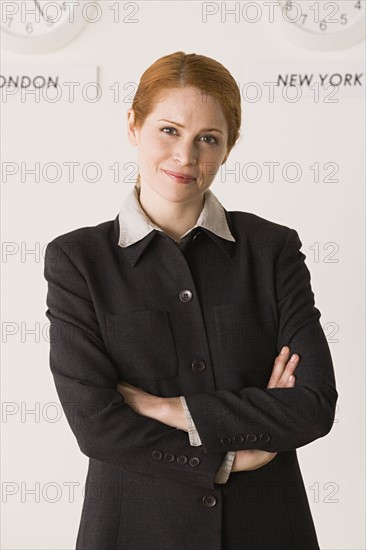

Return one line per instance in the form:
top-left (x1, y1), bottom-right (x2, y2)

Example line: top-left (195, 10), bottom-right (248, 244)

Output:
top-left (127, 86), bottom-right (229, 204)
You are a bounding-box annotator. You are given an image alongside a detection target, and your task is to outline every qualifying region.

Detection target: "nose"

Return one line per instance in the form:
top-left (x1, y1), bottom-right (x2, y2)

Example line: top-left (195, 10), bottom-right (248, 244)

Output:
top-left (173, 139), bottom-right (198, 166)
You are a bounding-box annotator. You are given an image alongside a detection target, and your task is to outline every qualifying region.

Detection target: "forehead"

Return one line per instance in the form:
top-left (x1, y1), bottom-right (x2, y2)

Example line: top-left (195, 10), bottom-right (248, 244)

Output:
top-left (146, 86), bottom-right (227, 128)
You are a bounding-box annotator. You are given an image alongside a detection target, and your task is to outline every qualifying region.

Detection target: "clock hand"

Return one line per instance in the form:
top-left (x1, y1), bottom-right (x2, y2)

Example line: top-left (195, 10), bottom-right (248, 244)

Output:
top-left (33, 0), bottom-right (45, 20)
top-left (33, 0), bottom-right (54, 24)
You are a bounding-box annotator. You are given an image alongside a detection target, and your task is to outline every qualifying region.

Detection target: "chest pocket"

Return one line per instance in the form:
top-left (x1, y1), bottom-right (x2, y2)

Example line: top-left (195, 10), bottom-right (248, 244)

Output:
top-left (105, 309), bottom-right (178, 381)
top-left (214, 300), bottom-right (278, 385)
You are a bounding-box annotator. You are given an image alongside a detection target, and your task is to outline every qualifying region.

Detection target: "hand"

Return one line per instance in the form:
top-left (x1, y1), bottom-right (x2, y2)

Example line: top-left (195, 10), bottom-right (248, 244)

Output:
top-left (116, 381), bottom-right (188, 431)
top-left (116, 381), bottom-right (165, 422)
top-left (266, 345), bottom-right (299, 389)
top-left (231, 346), bottom-right (299, 473)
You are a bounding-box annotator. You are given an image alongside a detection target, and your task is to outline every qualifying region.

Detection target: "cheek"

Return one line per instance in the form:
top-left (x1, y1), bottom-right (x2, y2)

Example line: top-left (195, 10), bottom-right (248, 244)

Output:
top-left (199, 148), bottom-right (225, 171)
top-left (155, 139), bottom-right (173, 157)
top-left (140, 139), bottom-right (171, 165)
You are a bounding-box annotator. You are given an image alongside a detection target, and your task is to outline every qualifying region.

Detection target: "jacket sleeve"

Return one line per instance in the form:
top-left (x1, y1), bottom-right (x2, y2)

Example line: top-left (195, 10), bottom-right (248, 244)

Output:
top-left (180, 396), bottom-right (235, 483)
top-left (44, 239), bottom-right (228, 490)
top-left (183, 228), bottom-right (338, 454)
top-left (180, 395), bottom-right (203, 446)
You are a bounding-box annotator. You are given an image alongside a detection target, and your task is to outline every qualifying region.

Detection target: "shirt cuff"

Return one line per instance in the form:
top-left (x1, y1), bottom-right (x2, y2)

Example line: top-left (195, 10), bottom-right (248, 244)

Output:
top-left (180, 395), bottom-right (202, 446)
top-left (214, 451), bottom-right (236, 484)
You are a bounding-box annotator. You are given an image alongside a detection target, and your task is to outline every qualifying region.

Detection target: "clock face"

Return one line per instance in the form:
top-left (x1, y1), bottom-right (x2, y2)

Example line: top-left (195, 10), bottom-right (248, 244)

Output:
top-left (1, 0), bottom-right (95, 53)
top-left (275, 0), bottom-right (366, 49)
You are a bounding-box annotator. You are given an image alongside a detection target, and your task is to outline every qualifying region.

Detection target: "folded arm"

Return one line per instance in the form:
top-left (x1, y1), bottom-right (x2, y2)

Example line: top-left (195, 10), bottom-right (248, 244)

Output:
top-left (44, 240), bottom-right (228, 490)
top-left (118, 345), bottom-right (300, 480)
top-left (182, 228), bottom-right (338, 455)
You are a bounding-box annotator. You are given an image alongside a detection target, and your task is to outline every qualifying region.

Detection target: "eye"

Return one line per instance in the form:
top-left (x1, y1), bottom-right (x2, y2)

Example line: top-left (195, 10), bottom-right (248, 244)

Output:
top-left (160, 126), bottom-right (178, 135)
top-left (200, 135), bottom-right (218, 145)
top-left (160, 127), bottom-right (218, 145)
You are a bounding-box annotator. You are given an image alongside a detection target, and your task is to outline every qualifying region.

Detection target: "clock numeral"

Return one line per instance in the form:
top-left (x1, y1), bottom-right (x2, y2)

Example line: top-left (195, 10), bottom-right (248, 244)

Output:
top-left (340, 13), bottom-right (348, 25)
top-left (284, 1), bottom-right (292, 11)
top-left (319, 19), bottom-right (327, 32)
top-left (300, 13), bottom-right (308, 26)
top-left (354, 0), bottom-right (362, 9)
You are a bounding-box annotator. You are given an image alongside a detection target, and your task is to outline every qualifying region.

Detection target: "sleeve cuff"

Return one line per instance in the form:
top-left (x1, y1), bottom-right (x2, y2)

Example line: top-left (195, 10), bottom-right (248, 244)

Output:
top-left (180, 395), bottom-right (202, 447)
top-left (214, 451), bottom-right (236, 484)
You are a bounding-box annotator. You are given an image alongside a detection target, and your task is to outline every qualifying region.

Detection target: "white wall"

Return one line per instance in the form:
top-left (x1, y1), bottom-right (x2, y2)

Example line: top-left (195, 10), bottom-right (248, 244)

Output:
top-left (1, 1), bottom-right (365, 548)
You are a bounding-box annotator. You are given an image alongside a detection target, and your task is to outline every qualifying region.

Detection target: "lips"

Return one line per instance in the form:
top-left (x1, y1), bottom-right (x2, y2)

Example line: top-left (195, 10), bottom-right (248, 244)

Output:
top-left (163, 170), bottom-right (196, 183)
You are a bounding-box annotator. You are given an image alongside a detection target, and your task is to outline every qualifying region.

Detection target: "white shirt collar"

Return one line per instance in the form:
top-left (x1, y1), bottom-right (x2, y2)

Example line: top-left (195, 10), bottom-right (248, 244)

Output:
top-left (118, 184), bottom-right (236, 248)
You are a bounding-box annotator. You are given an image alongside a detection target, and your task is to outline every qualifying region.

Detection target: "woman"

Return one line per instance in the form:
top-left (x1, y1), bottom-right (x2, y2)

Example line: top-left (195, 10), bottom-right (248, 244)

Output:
top-left (44, 51), bottom-right (338, 550)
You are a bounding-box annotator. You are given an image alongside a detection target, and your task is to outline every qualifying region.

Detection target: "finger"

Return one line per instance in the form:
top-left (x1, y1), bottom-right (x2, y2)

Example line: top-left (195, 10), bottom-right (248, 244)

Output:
top-left (286, 374), bottom-right (296, 388)
top-left (277, 355), bottom-right (299, 388)
top-left (119, 381), bottom-right (135, 388)
top-left (268, 347), bottom-right (289, 383)
top-left (267, 346), bottom-right (290, 388)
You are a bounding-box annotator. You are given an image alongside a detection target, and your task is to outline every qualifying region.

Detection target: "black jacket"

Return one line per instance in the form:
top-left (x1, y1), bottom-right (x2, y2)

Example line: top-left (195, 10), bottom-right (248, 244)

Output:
top-left (44, 207), bottom-right (338, 550)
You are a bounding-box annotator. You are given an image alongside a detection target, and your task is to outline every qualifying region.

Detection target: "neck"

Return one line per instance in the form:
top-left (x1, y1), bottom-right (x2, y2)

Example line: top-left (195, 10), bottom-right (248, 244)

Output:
top-left (137, 183), bottom-right (205, 242)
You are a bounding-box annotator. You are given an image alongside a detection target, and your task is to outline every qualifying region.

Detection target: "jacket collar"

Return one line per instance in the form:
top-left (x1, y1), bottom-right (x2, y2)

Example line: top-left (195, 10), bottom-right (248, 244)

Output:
top-left (114, 184), bottom-right (236, 267)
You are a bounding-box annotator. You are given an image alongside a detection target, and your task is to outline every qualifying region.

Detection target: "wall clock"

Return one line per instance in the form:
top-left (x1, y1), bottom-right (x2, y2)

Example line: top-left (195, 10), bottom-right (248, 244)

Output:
top-left (272, 0), bottom-right (366, 50)
top-left (1, 0), bottom-right (98, 54)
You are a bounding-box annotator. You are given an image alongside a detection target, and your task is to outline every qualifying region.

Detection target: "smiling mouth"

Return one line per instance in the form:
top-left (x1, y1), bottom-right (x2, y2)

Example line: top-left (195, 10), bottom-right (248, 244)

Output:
top-left (163, 170), bottom-right (197, 183)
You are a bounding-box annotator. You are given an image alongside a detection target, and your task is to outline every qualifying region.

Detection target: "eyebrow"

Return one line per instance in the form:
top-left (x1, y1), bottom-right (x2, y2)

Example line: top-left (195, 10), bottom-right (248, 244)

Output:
top-left (158, 119), bottom-right (224, 134)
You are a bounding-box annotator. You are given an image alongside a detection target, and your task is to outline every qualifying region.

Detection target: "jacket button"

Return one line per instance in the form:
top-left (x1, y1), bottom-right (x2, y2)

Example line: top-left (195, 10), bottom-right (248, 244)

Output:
top-left (152, 450), bottom-right (163, 460)
top-left (202, 494), bottom-right (217, 507)
top-left (177, 455), bottom-right (188, 465)
top-left (179, 289), bottom-right (193, 302)
top-left (234, 434), bottom-right (245, 443)
top-left (192, 230), bottom-right (201, 242)
top-left (221, 435), bottom-right (232, 445)
top-left (191, 359), bottom-right (206, 373)
top-left (260, 433), bottom-right (271, 442)
top-left (164, 452), bottom-right (175, 462)
top-left (247, 433), bottom-right (258, 443)
top-left (189, 457), bottom-right (201, 467)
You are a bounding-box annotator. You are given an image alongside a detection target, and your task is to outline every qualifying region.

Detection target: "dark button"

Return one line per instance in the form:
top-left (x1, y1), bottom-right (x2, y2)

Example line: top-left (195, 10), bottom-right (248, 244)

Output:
top-left (164, 452), bottom-right (175, 462)
top-left (202, 494), bottom-right (217, 507)
top-left (152, 450), bottom-right (163, 460)
top-left (234, 434), bottom-right (245, 444)
top-left (221, 435), bottom-right (232, 445)
top-left (189, 457), bottom-right (201, 467)
top-left (177, 455), bottom-right (188, 465)
top-left (247, 433), bottom-right (258, 443)
top-left (260, 432), bottom-right (271, 442)
top-left (179, 289), bottom-right (193, 302)
top-left (191, 359), bottom-right (206, 373)
top-left (192, 230), bottom-right (201, 242)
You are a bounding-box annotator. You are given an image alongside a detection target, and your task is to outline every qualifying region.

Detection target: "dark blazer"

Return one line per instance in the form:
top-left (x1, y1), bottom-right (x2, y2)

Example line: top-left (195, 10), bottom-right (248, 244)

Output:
top-left (44, 208), bottom-right (338, 550)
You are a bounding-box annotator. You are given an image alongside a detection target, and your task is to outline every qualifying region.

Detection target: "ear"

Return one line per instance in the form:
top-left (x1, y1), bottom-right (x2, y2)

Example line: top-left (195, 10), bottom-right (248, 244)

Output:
top-left (127, 108), bottom-right (139, 146)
